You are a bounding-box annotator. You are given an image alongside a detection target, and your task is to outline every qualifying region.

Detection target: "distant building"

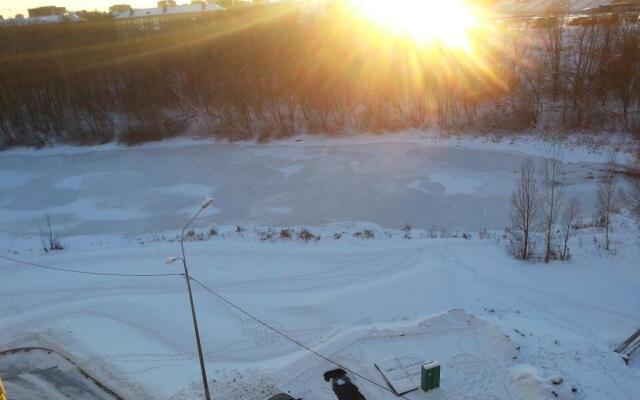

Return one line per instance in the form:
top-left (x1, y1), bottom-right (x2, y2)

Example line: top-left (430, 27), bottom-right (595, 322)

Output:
top-left (586, 1), bottom-right (640, 14)
top-left (0, 11), bottom-right (83, 27)
top-left (109, 4), bottom-right (133, 14)
top-left (113, 2), bottom-right (224, 35)
top-left (0, 4), bottom-right (85, 27)
top-left (157, 0), bottom-right (178, 8)
top-left (28, 6), bottom-right (67, 18)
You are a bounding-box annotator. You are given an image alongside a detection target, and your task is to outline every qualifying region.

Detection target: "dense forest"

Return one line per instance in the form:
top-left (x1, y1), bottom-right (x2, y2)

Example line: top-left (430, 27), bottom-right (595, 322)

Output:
top-left (0, 1), bottom-right (639, 149)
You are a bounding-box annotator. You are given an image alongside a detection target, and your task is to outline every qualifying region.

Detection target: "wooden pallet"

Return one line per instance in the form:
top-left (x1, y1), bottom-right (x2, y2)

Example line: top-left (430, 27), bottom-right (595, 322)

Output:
top-left (615, 328), bottom-right (640, 365)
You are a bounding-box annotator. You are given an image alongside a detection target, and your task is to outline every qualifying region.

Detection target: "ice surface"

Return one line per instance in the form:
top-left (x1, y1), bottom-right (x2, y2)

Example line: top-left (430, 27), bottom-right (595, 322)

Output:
top-left (0, 134), bottom-right (610, 238)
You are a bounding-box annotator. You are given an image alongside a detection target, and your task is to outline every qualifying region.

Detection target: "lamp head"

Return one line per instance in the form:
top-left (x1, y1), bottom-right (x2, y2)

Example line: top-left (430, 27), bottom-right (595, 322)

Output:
top-left (165, 256), bottom-right (181, 265)
top-left (201, 197), bottom-right (214, 209)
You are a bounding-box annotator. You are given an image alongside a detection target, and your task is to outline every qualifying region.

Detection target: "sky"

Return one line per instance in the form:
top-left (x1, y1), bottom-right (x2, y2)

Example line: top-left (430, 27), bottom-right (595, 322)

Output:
top-left (1, 1), bottom-right (150, 17)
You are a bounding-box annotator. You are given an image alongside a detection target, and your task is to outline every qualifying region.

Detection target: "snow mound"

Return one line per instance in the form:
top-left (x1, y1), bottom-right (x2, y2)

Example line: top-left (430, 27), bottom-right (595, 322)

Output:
top-left (507, 364), bottom-right (575, 400)
top-left (0, 348), bottom-right (116, 400)
top-left (281, 309), bottom-right (521, 399)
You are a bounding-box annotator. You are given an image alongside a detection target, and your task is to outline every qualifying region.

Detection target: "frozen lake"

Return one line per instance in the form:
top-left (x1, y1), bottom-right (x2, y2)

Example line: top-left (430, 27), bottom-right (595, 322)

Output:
top-left (0, 136), bottom-right (605, 238)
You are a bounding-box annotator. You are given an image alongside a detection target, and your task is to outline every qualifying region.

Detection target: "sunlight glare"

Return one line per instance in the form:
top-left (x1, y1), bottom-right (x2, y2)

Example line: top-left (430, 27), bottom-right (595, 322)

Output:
top-left (350, 0), bottom-right (480, 49)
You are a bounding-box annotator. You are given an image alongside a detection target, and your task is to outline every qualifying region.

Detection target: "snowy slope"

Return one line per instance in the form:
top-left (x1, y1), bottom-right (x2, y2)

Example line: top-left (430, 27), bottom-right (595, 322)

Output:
top-left (0, 134), bottom-right (638, 399)
top-left (0, 221), bottom-right (638, 399)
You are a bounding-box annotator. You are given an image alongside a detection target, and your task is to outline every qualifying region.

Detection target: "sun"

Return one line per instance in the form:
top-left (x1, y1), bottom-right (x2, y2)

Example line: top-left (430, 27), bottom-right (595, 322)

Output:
top-left (350, 0), bottom-right (480, 49)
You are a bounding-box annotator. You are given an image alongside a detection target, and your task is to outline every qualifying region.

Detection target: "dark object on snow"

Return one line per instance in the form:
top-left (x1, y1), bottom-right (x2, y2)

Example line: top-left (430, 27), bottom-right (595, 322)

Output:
top-left (332, 378), bottom-right (366, 400)
top-left (420, 361), bottom-right (441, 393)
top-left (323, 369), bottom-right (366, 400)
top-left (550, 376), bottom-right (563, 385)
top-left (616, 329), bottom-right (640, 352)
top-left (267, 394), bottom-right (296, 400)
top-left (324, 369), bottom-right (347, 382)
top-left (615, 328), bottom-right (640, 365)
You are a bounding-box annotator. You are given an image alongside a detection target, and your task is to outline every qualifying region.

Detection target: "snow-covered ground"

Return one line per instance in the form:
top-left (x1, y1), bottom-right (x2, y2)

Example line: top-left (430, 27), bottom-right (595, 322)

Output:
top-left (0, 347), bottom-right (118, 399)
top-left (0, 133), bottom-right (638, 400)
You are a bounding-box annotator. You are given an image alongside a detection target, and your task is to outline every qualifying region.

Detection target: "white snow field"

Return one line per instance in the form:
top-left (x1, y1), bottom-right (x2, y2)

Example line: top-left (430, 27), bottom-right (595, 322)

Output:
top-left (0, 133), bottom-right (639, 400)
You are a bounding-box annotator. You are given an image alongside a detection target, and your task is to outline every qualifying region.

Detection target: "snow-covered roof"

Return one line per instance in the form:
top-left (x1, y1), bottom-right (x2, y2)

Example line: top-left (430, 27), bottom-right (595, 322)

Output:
top-left (113, 3), bottom-right (224, 20)
top-left (495, 0), bottom-right (608, 14)
top-left (0, 13), bottom-right (84, 26)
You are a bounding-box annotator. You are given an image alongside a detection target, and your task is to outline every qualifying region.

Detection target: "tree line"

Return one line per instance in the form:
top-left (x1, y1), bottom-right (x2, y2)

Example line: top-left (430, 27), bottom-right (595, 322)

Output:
top-left (508, 148), bottom-right (640, 262)
top-left (0, 1), bottom-right (639, 149)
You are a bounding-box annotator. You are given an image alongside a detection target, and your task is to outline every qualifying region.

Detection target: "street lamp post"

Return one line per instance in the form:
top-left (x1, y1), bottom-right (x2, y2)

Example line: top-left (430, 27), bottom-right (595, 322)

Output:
top-left (166, 197), bottom-right (215, 400)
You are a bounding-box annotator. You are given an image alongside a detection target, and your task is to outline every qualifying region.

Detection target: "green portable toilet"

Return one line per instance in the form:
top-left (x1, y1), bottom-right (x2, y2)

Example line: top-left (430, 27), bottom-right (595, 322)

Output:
top-left (421, 361), bottom-right (440, 392)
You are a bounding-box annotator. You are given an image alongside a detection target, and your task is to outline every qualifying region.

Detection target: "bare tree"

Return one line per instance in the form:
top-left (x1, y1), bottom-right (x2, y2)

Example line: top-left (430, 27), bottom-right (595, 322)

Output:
top-left (560, 197), bottom-right (581, 261)
top-left (540, 146), bottom-right (566, 262)
top-left (543, 0), bottom-right (569, 102)
top-left (509, 159), bottom-right (540, 260)
top-left (0, 3), bottom-right (639, 149)
top-left (620, 176), bottom-right (640, 221)
top-left (595, 174), bottom-right (618, 250)
top-left (40, 213), bottom-right (64, 251)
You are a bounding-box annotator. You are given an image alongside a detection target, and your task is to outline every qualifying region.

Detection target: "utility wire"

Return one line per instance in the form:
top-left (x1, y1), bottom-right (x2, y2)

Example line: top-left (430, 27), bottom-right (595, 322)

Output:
top-left (0, 253), bottom-right (411, 397)
top-left (190, 277), bottom-right (410, 400)
top-left (0, 254), bottom-right (183, 277)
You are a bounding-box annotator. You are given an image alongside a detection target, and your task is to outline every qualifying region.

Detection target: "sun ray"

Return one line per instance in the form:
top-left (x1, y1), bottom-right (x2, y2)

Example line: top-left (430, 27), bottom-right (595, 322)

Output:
top-left (349, 0), bottom-right (481, 50)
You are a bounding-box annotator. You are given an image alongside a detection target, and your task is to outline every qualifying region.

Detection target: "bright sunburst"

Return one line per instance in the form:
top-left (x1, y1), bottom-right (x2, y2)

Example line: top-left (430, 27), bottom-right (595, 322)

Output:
top-left (350, 0), bottom-right (480, 49)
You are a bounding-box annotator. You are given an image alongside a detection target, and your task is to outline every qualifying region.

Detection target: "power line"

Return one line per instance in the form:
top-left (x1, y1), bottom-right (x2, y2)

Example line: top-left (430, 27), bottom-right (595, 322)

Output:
top-left (1, 253), bottom-right (410, 397)
top-left (190, 277), bottom-right (410, 400)
top-left (0, 254), bottom-right (182, 277)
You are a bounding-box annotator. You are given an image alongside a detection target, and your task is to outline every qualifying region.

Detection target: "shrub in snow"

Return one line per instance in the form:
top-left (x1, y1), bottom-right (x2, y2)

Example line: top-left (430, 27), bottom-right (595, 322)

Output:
top-left (595, 173), bottom-right (618, 250)
top-left (353, 229), bottom-right (374, 239)
top-left (298, 229), bottom-right (319, 242)
top-left (506, 228), bottom-right (537, 261)
top-left (39, 213), bottom-right (64, 252)
top-left (208, 228), bottom-right (218, 237)
top-left (279, 229), bottom-right (292, 240)
top-left (509, 159), bottom-right (540, 260)
top-left (621, 175), bottom-right (640, 219)
top-left (540, 146), bottom-right (566, 263)
top-left (259, 229), bottom-right (277, 242)
top-left (560, 197), bottom-right (581, 261)
top-left (439, 229), bottom-right (453, 238)
top-left (119, 117), bottom-right (186, 146)
top-left (49, 238), bottom-right (64, 251)
top-left (402, 224), bottom-right (412, 239)
top-left (185, 230), bottom-right (205, 241)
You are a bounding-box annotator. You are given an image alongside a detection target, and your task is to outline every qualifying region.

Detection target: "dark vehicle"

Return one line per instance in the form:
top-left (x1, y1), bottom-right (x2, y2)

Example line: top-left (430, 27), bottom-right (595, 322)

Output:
top-left (530, 16), bottom-right (559, 28)
top-left (324, 369), bottom-right (366, 400)
top-left (568, 15), bottom-right (596, 26)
